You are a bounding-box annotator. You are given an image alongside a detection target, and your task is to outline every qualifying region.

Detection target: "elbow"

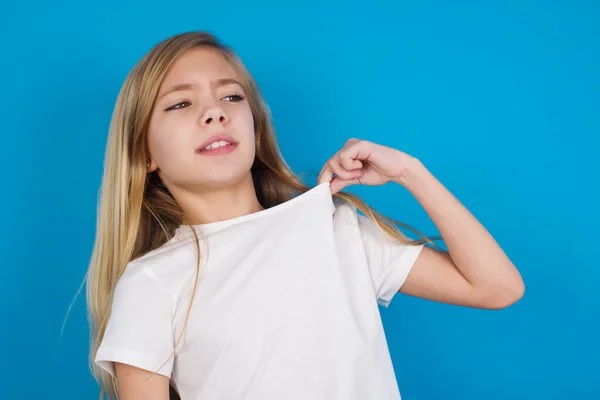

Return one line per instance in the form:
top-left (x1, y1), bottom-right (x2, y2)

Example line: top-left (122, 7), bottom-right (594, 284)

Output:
top-left (481, 275), bottom-right (525, 310)
top-left (493, 282), bottom-right (525, 310)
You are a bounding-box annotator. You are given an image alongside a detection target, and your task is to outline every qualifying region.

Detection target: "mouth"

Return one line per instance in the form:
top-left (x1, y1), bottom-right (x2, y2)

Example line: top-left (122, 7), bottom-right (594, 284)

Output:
top-left (196, 135), bottom-right (238, 156)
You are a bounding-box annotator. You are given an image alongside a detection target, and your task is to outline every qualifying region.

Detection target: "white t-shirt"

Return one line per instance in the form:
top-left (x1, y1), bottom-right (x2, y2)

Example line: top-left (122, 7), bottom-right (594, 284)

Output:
top-left (95, 182), bottom-right (424, 399)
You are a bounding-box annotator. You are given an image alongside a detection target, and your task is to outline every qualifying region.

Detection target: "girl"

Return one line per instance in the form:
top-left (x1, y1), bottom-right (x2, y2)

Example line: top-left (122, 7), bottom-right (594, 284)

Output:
top-left (87, 31), bottom-right (524, 400)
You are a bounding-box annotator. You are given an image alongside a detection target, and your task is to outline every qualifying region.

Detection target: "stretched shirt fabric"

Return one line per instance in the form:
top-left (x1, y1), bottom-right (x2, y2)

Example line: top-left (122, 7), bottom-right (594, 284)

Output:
top-left (95, 182), bottom-right (424, 399)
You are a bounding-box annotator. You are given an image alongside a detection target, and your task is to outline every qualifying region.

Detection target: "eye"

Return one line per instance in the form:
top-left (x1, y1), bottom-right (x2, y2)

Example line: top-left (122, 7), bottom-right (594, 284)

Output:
top-left (222, 94), bottom-right (245, 102)
top-left (165, 101), bottom-right (191, 111)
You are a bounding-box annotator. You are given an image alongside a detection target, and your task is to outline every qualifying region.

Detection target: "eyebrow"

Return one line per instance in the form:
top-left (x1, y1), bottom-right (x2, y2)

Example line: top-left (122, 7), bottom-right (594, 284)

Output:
top-left (157, 78), bottom-right (243, 101)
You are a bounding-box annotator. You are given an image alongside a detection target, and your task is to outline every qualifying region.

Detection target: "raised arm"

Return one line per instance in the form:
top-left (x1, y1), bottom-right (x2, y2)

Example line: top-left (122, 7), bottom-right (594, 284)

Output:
top-left (318, 138), bottom-right (524, 309)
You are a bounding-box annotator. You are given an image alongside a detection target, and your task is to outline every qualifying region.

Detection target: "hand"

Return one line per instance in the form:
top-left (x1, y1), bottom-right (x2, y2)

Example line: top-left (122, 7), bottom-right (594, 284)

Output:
top-left (317, 138), bottom-right (417, 194)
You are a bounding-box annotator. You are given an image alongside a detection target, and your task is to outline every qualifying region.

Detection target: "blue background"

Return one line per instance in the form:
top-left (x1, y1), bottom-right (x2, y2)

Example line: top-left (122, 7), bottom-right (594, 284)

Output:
top-left (1, 0), bottom-right (598, 398)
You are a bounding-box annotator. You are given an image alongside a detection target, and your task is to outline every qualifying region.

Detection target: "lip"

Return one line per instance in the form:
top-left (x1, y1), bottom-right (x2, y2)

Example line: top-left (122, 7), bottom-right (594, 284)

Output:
top-left (196, 134), bottom-right (238, 152)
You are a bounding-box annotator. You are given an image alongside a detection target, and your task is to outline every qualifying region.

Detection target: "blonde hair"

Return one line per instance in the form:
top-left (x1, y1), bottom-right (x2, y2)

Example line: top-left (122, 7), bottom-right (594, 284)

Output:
top-left (84, 30), bottom-right (441, 399)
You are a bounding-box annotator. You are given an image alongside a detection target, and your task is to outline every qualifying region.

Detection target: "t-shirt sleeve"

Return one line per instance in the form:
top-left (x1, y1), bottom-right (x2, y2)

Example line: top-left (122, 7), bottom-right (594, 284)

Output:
top-left (95, 265), bottom-right (175, 378)
top-left (357, 213), bottom-right (425, 308)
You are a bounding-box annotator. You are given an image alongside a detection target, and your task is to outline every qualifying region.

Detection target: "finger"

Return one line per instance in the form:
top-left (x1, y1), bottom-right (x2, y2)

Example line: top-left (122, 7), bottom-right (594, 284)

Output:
top-left (340, 154), bottom-right (363, 171)
top-left (328, 159), bottom-right (363, 180)
top-left (344, 138), bottom-right (360, 147)
top-left (330, 176), bottom-right (361, 194)
top-left (339, 141), bottom-right (367, 170)
top-left (319, 139), bottom-right (364, 184)
top-left (319, 159), bottom-right (355, 184)
top-left (317, 162), bottom-right (335, 185)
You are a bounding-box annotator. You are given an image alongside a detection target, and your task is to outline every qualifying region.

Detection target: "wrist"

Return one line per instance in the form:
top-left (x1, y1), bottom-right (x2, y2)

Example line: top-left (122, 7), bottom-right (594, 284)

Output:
top-left (394, 157), bottom-right (431, 190)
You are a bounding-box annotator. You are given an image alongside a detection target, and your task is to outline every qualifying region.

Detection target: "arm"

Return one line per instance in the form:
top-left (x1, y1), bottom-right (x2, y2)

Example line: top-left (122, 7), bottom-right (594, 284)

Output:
top-left (318, 138), bottom-right (524, 310)
top-left (398, 159), bottom-right (525, 309)
top-left (94, 268), bottom-right (177, 399)
top-left (115, 363), bottom-right (171, 400)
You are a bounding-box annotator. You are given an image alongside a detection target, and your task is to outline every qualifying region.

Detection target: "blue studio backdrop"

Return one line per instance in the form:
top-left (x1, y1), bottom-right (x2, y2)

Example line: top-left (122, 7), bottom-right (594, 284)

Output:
top-left (1, 1), bottom-right (598, 399)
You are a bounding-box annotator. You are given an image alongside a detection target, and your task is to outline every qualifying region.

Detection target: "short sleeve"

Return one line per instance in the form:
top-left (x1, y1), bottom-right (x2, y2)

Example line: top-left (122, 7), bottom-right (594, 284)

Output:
top-left (357, 213), bottom-right (425, 308)
top-left (95, 265), bottom-right (175, 378)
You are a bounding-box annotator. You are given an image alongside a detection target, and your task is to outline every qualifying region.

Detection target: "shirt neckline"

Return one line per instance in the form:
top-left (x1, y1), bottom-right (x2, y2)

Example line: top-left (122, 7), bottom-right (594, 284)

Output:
top-left (174, 182), bottom-right (332, 237)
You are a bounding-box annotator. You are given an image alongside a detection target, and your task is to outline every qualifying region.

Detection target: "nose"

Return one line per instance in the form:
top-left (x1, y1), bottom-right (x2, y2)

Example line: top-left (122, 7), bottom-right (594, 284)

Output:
top-left (200, 103), bottom-right (228, 127)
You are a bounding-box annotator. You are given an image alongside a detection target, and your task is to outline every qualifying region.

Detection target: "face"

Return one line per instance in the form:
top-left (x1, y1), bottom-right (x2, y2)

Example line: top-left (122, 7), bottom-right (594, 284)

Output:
top-left (146, 46), bottom-right (255, 192)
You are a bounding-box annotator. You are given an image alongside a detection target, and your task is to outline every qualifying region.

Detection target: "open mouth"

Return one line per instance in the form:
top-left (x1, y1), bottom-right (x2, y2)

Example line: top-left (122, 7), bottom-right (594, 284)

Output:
top-left (196, 141), bottom-right (237, 156)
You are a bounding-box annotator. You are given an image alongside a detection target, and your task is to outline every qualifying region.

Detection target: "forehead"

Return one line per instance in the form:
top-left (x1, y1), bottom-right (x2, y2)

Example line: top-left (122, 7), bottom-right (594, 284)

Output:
top-left (160, 47), bottom-right (236, 86)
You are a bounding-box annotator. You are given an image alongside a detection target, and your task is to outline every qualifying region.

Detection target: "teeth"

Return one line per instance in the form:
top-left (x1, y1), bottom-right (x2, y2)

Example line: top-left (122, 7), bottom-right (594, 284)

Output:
top-left (204, 140), bottom-right (231, 150)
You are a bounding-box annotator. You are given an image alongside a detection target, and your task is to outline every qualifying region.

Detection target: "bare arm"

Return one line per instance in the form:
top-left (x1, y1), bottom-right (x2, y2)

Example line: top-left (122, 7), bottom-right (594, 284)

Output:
top-left (315, 139), bottom-right (524, 309)
top-left (115, 362), bottom-right (171, 400)
top-left (399, 160), bottom-right (525, 309)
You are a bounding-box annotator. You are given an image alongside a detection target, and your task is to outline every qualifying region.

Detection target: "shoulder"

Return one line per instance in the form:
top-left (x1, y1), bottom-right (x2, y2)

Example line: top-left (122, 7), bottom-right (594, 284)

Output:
top-left (331, 198), bottom-right (422, 253)
top-left (332, 198), bottom-right (359, 226)
top-left (331, 198), bottom-right (378, 238)
top-left (118, 233), bottom-right (199, 301)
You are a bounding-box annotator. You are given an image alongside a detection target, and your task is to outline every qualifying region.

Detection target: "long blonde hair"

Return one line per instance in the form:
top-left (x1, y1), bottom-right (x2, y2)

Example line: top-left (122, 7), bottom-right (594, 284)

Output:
top-left (85, 30), bottom-right (441, 399)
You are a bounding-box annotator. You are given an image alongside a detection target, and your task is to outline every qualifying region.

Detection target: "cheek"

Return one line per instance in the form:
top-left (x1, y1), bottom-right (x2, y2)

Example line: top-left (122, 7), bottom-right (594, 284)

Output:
top-left (147, 121), bottom-right (180, 163)
top-left (146, 114), bottom-right (163, 156)
top-left (237, 105), bottom-right (255, 136)
top-left (148, 114), bottom-right (190, 150)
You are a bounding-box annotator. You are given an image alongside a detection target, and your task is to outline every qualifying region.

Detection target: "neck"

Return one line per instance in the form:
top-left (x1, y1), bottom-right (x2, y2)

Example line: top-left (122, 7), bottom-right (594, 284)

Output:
top-left (171, 173), bottom-right (264, 226)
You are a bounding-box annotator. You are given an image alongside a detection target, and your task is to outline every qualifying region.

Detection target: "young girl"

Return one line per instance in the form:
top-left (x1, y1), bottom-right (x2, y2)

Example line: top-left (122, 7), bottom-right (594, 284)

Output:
top-left (87, 30), bottom-right (524, 400)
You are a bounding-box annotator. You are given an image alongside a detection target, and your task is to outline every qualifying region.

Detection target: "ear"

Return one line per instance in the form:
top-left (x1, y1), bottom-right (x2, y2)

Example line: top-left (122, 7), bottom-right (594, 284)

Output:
top-left (146, 160), bottom-right (155, 173)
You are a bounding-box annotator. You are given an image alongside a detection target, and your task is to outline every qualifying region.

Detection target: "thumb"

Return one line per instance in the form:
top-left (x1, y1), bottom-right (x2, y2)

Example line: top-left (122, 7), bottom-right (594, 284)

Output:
top-left (329, 177), bottom-right (360, 195)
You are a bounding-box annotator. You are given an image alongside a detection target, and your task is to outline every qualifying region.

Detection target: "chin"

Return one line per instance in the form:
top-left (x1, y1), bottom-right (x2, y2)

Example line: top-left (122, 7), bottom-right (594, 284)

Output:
top-left (200, 169), bottom-right (253, 189)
